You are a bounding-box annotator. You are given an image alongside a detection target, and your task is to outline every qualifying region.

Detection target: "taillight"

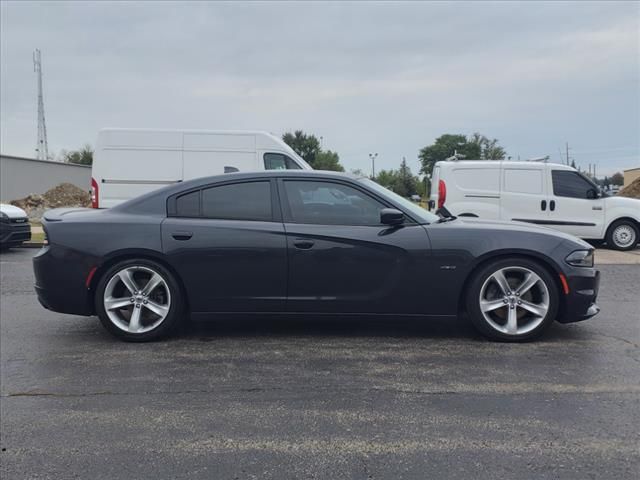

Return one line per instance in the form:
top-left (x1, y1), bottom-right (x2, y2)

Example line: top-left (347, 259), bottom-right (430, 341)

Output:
top-left (437, 180), bottom-right (447, 209)
top-left (91, 177), bottom-right (99, 208)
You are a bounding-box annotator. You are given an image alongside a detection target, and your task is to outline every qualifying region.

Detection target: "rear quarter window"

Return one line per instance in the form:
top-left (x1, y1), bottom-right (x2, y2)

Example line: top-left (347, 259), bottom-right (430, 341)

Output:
top-left (504, 169), bottom-right (543, 194)
top-left (453, 168), bottom-right (500, 192)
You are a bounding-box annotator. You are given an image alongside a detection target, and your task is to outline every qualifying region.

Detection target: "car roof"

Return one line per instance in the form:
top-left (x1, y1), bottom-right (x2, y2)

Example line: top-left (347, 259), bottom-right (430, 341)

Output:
top-left (435, 160), bottom-right (574, 170)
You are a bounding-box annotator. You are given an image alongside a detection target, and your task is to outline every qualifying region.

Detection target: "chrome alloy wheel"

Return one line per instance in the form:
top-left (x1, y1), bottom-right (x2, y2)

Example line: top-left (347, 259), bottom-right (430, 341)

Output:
top-left (103, 266), bottom-right (171, 334)
top-left (479, 266), bottom-right (550, 336)
top-left (612, 224), bottom-right (637, 249)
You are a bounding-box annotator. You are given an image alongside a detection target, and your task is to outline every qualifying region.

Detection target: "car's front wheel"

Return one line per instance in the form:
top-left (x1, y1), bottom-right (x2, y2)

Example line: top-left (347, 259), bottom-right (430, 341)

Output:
top-left (466, 258), bottom-right (559, 341)
top-left (95, 259), bottom-right (183, 341)
top-left (606, 219), bottom-right (639, 251)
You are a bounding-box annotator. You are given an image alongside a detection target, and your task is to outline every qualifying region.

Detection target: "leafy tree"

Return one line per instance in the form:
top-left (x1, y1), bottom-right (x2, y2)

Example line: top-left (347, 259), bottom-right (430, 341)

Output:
top-left (314, 150), bottom-right (344, 172)
top-left (350, 168), bottom-right (366, 177)
top-left (282, 130), bottom-right (344, 171)
top-left (374, 160), bottom-right (419, 197)
top-left (610, 172), bottom-right (624, 186)
top-left (419, 133), bottom-right (506, 175)
top-left (62, 144), bottom-right (93, 165)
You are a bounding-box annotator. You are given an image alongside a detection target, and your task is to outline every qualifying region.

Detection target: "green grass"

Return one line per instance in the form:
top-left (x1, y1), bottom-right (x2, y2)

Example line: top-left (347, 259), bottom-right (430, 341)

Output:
top-left (29, 231), bottom-right (45, 244)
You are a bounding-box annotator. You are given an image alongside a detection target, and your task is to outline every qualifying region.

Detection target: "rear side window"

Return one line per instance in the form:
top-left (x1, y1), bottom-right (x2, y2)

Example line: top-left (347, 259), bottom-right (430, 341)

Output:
top-left (202, 181), bottom-right (272, 221)
top-left (175, 190), bottom-right (200, 217)
top-left (504, 169), bottom-right (543, 194)
top-left (264, 153), bottom-right (302, 170)
top-left (552, 171), bottom-right (594, 199)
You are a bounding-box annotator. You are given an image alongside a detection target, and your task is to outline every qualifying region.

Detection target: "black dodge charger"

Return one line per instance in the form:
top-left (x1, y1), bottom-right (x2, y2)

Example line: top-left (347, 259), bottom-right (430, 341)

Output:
top-left (33, 170), bottom-right (600, 342)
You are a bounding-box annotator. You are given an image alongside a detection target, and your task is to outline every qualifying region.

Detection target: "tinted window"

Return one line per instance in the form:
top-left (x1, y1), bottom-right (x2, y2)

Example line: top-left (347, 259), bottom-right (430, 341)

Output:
top-left (264, 153), bottom-right (302, 170)
top-left (176, 190), bottom-right (200, 217)
top-left (284, 180), bottom-right (385, 225)
top-left (552, 171), bottom-right (595, 199)
top-left (202, 182), bottom-right (272, 221)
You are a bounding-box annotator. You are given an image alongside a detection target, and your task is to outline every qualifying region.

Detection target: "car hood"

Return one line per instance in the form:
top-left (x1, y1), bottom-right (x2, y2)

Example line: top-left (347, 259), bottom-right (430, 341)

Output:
top-left (0, 203), bottom-right (28, 218)
top-left (455, 217), bottom-right (592, 248)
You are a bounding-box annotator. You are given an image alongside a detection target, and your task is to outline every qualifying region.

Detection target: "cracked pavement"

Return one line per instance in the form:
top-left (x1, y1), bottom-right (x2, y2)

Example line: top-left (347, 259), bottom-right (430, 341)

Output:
top-left (1, 248), bottom-right (639, 479)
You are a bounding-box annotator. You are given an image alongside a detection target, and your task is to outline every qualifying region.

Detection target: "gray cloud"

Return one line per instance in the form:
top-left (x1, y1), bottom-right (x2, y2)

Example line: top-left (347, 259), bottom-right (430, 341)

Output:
top-left (1, 0), bottom-right (638, 175)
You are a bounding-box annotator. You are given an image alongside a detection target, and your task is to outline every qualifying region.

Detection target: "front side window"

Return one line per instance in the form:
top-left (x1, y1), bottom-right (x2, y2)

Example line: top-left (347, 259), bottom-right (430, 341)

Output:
top-left (283, 180), bottom-right (385, 225)
top-left (264, 153), bottom-right (302, 170)
top-left (552, 171), bottom-right (595, 199)
top-left (201, 181), bottom-right (272, 221)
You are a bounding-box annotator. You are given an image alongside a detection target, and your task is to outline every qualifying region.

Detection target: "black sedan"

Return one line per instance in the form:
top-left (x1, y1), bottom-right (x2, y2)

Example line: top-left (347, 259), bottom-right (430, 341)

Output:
top-left (33, 170), bottom-right (600, 342)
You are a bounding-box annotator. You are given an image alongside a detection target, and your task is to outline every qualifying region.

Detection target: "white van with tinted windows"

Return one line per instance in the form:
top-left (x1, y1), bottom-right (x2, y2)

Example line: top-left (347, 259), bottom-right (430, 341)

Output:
top-left (430, 160), bottom-right (640, 250)
top-left (91, 129), bottom-right (311, 208)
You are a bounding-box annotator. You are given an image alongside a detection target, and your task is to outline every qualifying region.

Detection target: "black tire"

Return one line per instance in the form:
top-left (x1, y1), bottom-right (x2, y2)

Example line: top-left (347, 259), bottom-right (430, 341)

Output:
top-left (95, 258), bottom-right (184, 342)
top-left (605, 219), bottom-right (639, 251)
top-left (466, 257), bottom-right (559, 342)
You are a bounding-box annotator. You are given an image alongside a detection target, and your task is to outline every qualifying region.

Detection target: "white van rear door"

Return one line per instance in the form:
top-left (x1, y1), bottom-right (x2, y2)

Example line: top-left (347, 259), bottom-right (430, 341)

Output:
top-left (501, 165), bottom-right (549, 225)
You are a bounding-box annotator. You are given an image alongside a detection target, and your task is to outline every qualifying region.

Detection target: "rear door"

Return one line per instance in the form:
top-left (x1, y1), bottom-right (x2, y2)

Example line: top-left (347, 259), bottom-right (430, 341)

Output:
top-left (501, 165), bottom-right (549, 224)
top-left (162, 179), bottom-right (287, 313)
top-left (548, 169), bottom-right (605, 238)
top-left (278, 178), bottom-right (433, 314)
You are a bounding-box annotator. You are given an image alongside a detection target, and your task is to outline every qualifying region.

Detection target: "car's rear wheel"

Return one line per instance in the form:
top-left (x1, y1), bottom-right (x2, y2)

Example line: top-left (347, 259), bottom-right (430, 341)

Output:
top-left (95, 259), bottom-right (183, 341)
top-left (466, 258), bottom-right (559, 341)
top-left (605, 220), bottom-right (638, 251)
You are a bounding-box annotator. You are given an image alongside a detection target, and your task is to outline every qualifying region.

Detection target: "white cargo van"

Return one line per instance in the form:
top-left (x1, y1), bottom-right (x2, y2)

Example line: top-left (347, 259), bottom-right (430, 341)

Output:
top-left (430, 160), bottom-right (640, 250)
top-left (91, 129), bottom-right (312, 208)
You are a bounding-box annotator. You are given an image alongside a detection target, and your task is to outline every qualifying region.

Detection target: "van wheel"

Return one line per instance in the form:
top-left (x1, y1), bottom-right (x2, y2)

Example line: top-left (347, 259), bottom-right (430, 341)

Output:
top-left (95, 259), bottom-right (183, 341)
top-left (466, 258), bottom-right (559, 342)
top-left (606, 220), bottom-right (639, 251)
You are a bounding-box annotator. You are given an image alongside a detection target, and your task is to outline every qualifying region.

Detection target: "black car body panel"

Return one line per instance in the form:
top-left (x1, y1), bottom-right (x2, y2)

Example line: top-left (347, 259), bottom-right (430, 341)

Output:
top-left (32, 170), bottom-right (600, 324)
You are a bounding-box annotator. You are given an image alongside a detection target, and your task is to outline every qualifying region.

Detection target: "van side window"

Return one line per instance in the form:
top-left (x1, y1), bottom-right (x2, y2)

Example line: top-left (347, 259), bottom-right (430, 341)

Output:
top-left (202, 181), bottom-right (272, 221)
top-left (176, 190), bottom-right (200, 217)
top-left (264, 153), bottom-right (302, 170)
top-left (552, 171), bottom-right (594, 199)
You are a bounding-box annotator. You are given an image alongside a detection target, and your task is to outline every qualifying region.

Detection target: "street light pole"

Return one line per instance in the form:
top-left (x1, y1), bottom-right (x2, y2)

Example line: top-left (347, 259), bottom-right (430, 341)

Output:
top-left (369, 153), bottom-right (378, 179)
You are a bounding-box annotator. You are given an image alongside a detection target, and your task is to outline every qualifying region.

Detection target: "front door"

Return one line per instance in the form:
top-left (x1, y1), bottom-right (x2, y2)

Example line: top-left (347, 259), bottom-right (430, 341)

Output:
top-left (278, 178), bottom-right (432, 314)
top-left (548, 169), bottom-right (605, 239)
top-left (162, 179), bottom-right (287, 313)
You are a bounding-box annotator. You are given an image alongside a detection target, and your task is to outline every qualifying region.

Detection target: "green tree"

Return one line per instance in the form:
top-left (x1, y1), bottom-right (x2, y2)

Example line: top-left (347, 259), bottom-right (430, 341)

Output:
top-left (314, 150), bottom-right (344, 172)
top-left (610, 172), bottom-right (624, 186)
top-left (419, 133), bottom-right (506, 175)
top-left (375, 170), bottom-right (398, 190)
top-left (395, 158), bottom-right (418, 197)
top-left (62, 144), bottom-right (93, 165)
top-left (282, 130), bottom-right (344, 171)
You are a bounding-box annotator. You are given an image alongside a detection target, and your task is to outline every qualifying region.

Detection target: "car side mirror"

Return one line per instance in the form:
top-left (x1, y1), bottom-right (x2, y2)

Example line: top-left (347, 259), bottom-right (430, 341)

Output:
top-left (587, 188), bottom-right (599, 199)
top-left (380, 208), bottom-right (404, 225)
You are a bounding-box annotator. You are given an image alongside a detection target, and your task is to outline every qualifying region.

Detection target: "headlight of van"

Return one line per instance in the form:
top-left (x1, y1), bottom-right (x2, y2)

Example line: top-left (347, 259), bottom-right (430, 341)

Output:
top-left (565, 250), bottom-right (594, 267)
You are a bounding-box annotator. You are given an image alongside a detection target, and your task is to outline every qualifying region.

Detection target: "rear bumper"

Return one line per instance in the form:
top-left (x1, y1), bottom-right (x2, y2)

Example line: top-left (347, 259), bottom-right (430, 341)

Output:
top-left (33, 245), bottom-right (95, 316)
top-left (0, 220), bottom-right (31, 246)
top-left (557, 269), bottom-right (600, 324)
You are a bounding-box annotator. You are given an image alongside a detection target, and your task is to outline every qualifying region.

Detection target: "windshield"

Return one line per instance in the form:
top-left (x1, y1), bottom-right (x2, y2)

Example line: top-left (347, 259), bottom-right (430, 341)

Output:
top-left (358, 178), bottom-right (439, 224)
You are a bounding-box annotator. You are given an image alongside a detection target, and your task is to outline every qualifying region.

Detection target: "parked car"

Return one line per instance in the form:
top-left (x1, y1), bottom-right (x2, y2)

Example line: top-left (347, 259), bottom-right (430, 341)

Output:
top-left (33, 170), bottom-right (600, 342)
top-left (429, 160), bottom-right (640, 250)
top-left (0, 203), bottom-right (31, 249)
top-left (91, 128), bottom-right (312, 209)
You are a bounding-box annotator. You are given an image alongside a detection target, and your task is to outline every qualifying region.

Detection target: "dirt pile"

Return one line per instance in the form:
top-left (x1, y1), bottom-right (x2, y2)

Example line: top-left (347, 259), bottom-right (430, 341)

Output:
top-left (10, 183), bottom-right (91, 219)
top-left (618, 178), bottom-right (640, 199)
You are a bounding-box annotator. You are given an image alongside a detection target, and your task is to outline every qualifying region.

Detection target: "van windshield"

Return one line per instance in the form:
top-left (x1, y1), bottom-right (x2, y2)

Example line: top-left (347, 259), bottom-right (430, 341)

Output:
top-left (359, 178), bottom-right (439, 224)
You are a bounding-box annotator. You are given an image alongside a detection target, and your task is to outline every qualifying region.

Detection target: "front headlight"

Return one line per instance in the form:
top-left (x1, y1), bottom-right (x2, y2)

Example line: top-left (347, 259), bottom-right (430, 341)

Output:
top-left (0, 211), bottom-right (9, 223)
top-left (565, 249), bottom-right (594, 267)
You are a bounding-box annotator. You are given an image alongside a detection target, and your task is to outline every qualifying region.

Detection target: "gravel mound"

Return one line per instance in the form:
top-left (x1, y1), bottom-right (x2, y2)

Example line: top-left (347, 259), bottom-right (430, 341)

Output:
top-left (10, 183), bottom-right (91, 219)
top-left (618, 178), bottom-right (640, 199)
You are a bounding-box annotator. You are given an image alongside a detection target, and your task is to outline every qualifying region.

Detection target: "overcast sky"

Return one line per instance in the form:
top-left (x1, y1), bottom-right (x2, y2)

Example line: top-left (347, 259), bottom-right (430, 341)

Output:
top-left (1, 1), bottom-right (638, 175)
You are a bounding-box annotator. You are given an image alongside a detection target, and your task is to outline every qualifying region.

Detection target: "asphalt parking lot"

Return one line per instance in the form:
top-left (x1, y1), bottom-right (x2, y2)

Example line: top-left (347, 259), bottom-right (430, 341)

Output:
top-left (1, 248), bottom-right (639, 479)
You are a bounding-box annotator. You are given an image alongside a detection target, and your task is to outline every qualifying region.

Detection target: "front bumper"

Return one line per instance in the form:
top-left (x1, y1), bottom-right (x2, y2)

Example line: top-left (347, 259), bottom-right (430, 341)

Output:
top-left (557, 268), bottom-right (600, 323)
top-left (0, 218), bottom-right (31, 246)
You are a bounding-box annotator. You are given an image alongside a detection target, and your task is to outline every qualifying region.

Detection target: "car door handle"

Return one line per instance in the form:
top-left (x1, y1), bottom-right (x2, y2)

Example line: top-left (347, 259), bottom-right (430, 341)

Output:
top-left (541, 200), bottom-right (547, 211)
top-left (171, 231), bottom-right (193, 241)
top-left (293, 239), bottom-right (315, 250)
top-left (549, 200), bottom-right (556, 211)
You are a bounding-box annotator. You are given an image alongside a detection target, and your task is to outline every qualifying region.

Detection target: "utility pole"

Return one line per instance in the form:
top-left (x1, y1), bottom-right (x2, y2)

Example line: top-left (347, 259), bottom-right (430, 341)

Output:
top-left (565, 142), bottom-right (569, 166)
top-left (369, 153), bottom-right (378, 179)
top-left (33, 49), bottom-right (49, 160)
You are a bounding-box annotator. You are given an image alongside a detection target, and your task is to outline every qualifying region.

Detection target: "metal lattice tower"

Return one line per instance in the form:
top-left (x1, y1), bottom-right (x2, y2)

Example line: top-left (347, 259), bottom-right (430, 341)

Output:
top-left (33, 49), bottom-right (49, 160)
